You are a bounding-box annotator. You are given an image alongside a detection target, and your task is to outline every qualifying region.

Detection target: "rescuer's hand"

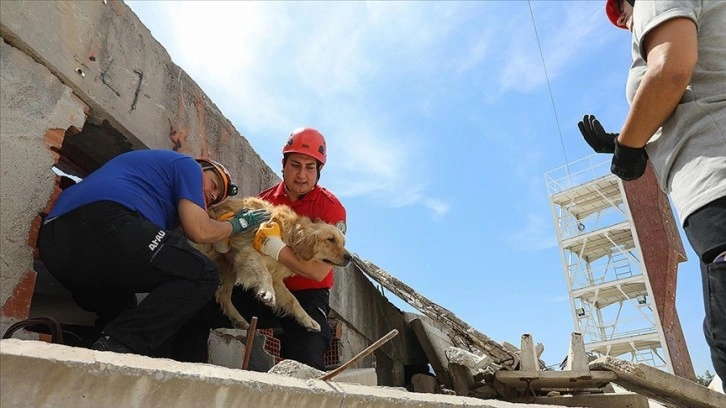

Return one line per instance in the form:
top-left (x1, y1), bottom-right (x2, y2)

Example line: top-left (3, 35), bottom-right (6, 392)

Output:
top-left (229, 208), bottom-right (271, 235)
top-left (611, 140), bottom-right (647, 181)
top-left (253, 221), bottom-right (286, 260)
top-left (578, 114), bottom-right (618, 154)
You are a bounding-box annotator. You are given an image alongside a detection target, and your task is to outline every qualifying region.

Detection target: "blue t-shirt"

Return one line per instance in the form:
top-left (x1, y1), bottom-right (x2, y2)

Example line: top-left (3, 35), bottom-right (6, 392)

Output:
top-left (48, 150), bottom-right (206, 230)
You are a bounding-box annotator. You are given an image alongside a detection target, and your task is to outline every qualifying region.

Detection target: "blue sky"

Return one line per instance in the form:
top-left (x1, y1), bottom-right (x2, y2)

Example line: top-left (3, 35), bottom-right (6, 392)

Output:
top-left (126, 1), bottom-right (712, 375)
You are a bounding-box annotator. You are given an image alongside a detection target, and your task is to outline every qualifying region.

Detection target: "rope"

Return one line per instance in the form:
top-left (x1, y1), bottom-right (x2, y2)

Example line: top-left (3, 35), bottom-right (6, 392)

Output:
top-left (527, 1), bottom-right (571, 177)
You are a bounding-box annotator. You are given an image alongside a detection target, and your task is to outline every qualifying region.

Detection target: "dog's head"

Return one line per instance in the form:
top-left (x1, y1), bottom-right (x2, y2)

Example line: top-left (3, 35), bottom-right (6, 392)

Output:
top-left (293, 222), bottom-right (351, 267)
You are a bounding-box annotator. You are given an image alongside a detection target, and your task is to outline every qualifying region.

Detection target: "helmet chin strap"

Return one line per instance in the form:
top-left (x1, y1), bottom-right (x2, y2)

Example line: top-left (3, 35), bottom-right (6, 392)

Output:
top-left (283, 181), bottom-right (310, 201)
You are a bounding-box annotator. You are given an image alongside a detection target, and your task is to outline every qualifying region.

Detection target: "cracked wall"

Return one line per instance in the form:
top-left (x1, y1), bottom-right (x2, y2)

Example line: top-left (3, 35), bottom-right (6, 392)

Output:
top-left (0, 40), bottom-right (88, 320)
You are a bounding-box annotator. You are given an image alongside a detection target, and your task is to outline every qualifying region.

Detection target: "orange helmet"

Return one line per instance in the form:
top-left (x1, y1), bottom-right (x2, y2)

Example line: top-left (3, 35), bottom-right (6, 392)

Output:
top-left (196, 158), bottom-right (238, 205)
top-left (282, 127), bottom-right (327, 165)
top-left (605, 0), bottom-right (629, 29)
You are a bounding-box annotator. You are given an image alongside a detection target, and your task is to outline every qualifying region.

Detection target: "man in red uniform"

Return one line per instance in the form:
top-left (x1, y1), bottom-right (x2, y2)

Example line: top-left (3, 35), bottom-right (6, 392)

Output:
top-left (239, 127), bottom-right (347, 370)
top-left (173, 128), bottom-right (347, 368)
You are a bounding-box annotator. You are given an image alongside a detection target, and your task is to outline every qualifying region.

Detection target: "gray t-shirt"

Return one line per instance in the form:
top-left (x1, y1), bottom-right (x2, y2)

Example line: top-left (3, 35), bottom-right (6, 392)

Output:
top-left (625, 0), bottom-right (726, 225)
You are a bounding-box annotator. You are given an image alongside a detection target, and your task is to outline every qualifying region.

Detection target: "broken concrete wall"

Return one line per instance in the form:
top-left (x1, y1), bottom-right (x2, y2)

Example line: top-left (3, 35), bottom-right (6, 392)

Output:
top-left (0, 40), bottom-right (88, 326)
top-left (332, 263), bottom-right (429, 386)
top-left (0, 0), bottom-right (276, 192)
top-left (1, 339), bottom-right (545, 408)
top-left (0, 0), bottom-right (277, 333)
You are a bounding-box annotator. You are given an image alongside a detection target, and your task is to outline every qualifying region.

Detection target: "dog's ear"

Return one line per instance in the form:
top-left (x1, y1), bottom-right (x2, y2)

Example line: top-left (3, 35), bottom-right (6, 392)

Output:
top-left (293, 229), bottom-right (317, 261)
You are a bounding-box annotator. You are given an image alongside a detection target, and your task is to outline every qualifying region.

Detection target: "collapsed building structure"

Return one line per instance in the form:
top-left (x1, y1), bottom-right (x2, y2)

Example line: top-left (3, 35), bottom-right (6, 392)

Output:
top-left (1, 1), bottom-right (724, 407)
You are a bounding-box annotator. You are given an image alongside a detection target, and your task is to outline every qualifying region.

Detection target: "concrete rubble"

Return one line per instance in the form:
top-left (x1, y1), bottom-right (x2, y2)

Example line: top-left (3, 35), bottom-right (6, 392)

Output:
top-left (0, 339), bottom-right (564, 408)
top-left (446, 346), bottom-right (493, 371)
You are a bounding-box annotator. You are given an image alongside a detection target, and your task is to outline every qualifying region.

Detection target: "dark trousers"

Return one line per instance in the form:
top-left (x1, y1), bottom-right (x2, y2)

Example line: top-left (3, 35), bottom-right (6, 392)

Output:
top-left (37, 201), bottom-right (220, 356)
top-left (683, 196), bottom-right (726, 387)
top-left (175, 287), bottom-right (332, 370)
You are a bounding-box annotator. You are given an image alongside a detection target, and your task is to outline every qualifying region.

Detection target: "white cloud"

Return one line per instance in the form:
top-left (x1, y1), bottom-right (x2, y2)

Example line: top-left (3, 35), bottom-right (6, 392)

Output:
top-left (423, 198), bottom-right (451, 218)
top-left (171, 2), bottom-right (283, 75)
top-left (507, 213), bottom-right (557, 252)
top-left (147, 1), bottom-right (456, 217)
top-left (129, 1), bottom-right (581, 219)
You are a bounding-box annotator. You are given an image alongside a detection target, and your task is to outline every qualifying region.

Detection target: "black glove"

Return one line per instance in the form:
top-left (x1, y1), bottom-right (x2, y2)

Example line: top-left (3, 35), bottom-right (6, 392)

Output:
top-left (578, 114), bottom-right (618, 154)
top-left (611, 140), bottom-right (647, 181)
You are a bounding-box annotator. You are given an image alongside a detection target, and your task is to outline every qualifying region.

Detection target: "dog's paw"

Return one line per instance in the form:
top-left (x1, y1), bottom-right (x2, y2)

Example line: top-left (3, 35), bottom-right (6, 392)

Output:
top-left (232, 319), bottom-right (250, 330)
top-left (302, 318), bottom-right (321, 332)
top-left (256, 290), bottom-right (276, 307)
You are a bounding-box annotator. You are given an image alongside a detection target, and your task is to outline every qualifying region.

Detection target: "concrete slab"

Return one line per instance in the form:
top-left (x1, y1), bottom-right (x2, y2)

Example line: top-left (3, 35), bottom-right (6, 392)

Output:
top-left (508, 393), bottom-right (649, 407)
top-left (494, 370), bottom-right (617, 391)
top-left (268, 360), bottom-right (377, 386)
top-left (330, 368), bottom-right (378, 386)
top-left (446, 346), bottom-right (491, 370)
top-left (590, 356), bottom-right (726, 408)
top-left (412, 373), bottom-right (439, 394)
top-left (268, 359), bottom-right (325, 380)
top-left (207, 328), bottom-right (275, 372)
top-left (1, 339), bottom-right (570, 408)
top-left (409, 316), bottom-right (455, 388)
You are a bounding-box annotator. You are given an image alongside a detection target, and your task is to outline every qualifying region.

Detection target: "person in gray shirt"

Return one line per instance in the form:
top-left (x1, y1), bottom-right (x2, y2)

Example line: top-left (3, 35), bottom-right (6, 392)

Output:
top-left (578, 0), bottom-right (726, 387)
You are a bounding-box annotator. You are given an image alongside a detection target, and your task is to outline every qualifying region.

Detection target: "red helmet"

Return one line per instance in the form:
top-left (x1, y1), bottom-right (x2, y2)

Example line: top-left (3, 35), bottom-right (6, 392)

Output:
top-left (196, 158), bottom-right (238, 205)
top-left (605, 0), bottom-right (628, 30)
top-left (282, 127), bottom-right (327, 165)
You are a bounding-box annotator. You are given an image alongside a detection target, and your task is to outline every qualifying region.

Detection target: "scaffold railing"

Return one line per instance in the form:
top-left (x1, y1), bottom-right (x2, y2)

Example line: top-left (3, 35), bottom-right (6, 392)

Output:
top-left (545, 154), bottom-right (611, 195)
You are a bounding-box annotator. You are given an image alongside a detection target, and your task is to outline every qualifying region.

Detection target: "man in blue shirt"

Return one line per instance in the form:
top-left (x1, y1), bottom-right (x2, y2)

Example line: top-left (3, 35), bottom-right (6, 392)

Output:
top-left (37, 149), bottom-right (270, 356)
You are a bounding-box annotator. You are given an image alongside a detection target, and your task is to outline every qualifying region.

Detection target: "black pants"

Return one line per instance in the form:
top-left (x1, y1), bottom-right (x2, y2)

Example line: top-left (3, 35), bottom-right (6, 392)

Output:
top-left (37, 201), bottom-right (220, 356)
top-left (683, 196), bottom-right (726, 388)
top-left (175, 287), bottom-right (332, 370)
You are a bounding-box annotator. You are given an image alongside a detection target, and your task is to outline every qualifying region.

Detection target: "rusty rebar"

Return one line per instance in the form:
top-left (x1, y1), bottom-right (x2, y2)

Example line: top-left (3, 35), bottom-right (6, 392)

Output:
top-left (242, 316), bottom-right (258, 370)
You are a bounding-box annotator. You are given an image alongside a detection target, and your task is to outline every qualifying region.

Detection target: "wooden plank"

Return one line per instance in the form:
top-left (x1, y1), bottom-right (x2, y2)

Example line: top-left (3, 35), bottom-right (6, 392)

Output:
top-left (409, 317), bottom-right (453, 388)
top-left (352, 255), bottom-right (518, 369)
top-left (590, 356), bottom-right (726, 408)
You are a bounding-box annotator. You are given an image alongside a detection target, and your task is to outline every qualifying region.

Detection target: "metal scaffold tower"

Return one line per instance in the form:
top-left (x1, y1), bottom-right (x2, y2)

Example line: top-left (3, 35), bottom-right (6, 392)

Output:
top-left (545, 155), bottom-right (673, 373)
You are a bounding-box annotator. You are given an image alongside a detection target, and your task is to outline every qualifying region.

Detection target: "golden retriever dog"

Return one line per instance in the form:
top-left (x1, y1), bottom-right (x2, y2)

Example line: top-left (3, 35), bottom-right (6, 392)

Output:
top-left (197, 197), bottom-right (351, 332)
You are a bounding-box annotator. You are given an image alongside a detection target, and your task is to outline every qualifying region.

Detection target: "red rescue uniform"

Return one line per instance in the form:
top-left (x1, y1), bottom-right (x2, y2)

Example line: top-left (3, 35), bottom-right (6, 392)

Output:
top-left (259, 182), bottom-right (347, 291)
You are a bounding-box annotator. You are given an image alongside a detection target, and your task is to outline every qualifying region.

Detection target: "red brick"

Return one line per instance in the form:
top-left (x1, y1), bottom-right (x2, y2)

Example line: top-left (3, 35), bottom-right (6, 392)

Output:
top-left (0, 270), bottom-right (38, 319)
top-left (623, 163), bottom-right (694, 380)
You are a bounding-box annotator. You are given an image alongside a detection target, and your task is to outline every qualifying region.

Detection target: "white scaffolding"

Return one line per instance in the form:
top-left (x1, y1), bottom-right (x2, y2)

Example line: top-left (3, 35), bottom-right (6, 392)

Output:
top-left (545, 155), bottom-right (673, 373)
